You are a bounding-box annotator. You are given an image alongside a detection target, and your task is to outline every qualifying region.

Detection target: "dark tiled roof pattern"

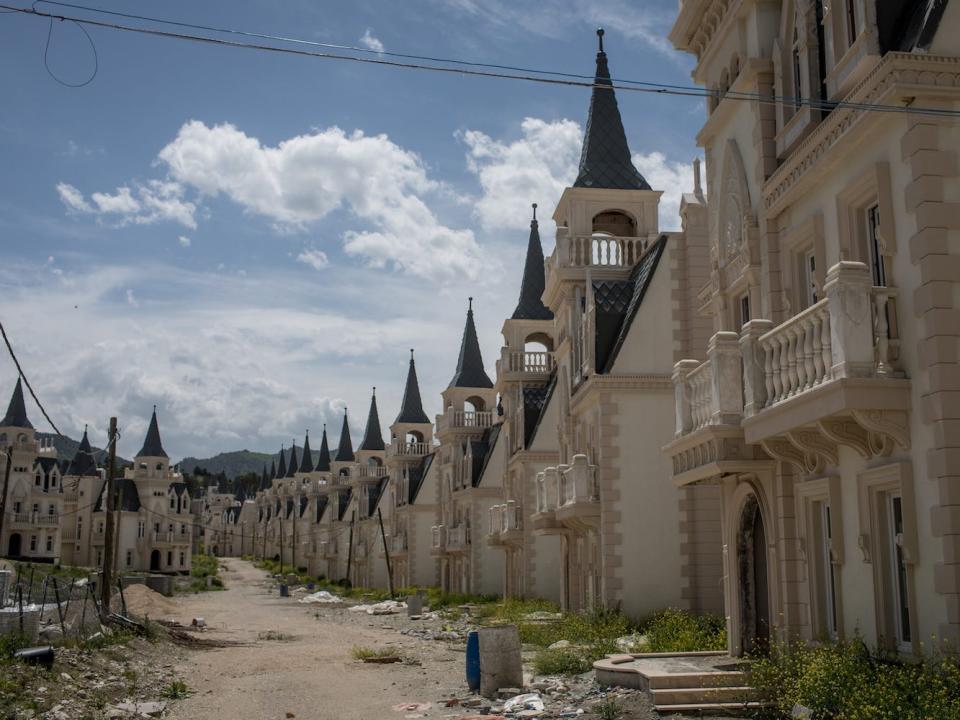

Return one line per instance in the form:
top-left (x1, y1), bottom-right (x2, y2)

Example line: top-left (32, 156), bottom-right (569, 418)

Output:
top-left (336, 413), bottom-right (355, 463)
top-left (1, 378), bottom-right (32, 429)
top-left (511, 218), bottom-right (554, 321)
top-left (396, 354), bottom-right (431, 424)
top-left (136, 410), bottom-right (168, 459)
top-left (359, 392), bottom-right (385, 451)
top-left (316, 427), bottom-right (332, 471)
top-left (449, 305), bottom-right (493, 389)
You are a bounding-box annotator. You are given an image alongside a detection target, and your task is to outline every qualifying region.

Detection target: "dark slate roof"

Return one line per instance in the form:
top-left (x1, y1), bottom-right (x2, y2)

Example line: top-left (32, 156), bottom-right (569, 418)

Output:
top-left (408, 453), bottom-right (434, 505)
top-left (574, 30), bottom-right (650, 191)
top-left (286, 444), bottom-right (299, 478)
top-left (66, 427), bottom-right (99, 477)
top-left (367, 478), bottom-right (387, 517)
top-left (337, 487), bottom-right (354, 521)
top-left (523, 382), bottom-right (554, 448)
top-left (94, 477), bottom-right (141, 513)
top-left (879, 0), bottom-right (949, 52)
top-left (136, 408), bottom-right (168, 458)
top-left (336, 412), bottom-right (355, 463)
top-left (299, 495), bottom-right (308, 519)
top-left (359, 389), bottom-right (385, 452)
top-left (449, 299), bottom-right (493, 389)
top-left (286, 497), bottom-right (294, 518)
top-left (260, 464), bottom-right (270, 492)
top-left (276, 445), bottom-right (287, 478)
top-left (1, 378), bottom-right (32, 429)
top-left (511, 205), bottom-right (554, 321)
top-left (269, 460), bottom-right (276, 480)
top-left (299, 433), bottom-right (314, 473)
top-left (395, 351), bottom-right (430, 425)
top-left (316, 426), bottom-right (331, 471)
top-left (472, 424), bottom-right (501, 488)
top-left (525, 373), bottom-right (557, 448)
top-left (315, 495), bottom-right (329, 523)
top-left (592, 236), bottom-right (667, 374)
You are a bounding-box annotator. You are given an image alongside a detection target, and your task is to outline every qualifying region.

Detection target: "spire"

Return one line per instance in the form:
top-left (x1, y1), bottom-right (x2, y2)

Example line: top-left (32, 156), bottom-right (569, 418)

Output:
top-left (1, 378), bottom-right (33, 429)
top-left (359, 388), bottom-right (385, 451)
top-left (316, 424), bottom-right (331, 471)
top-left (269, 460), bottom-right (276, 480)
top-left (299, 432), bottom-right (314, 473)
top-left (396, 350), bottom-right (430, 424)
top-left (286, 443), bottom-right (298, 478)
top-left (573, 29), bottom-right (650, 191)
top-left (511, 204), bottom-right (554, 320)
top-left (236, 484), bottom-right (247, 503)
top-left (136, 406), bottom-right (168, 458)
top-left (336, 410), bottom-right (355, 463)
top-left (260, 463), bottom-right (269, 491)
top-left (449, 299), bottom-right (493, 389)
top-left (66, 425), bottom-right (98, 477)
top-left (276, 444), bottom-right (287, 479)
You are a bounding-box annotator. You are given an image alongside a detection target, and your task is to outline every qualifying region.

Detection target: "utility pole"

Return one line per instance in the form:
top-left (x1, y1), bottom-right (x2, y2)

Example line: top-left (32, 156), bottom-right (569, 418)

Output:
top-left (378, 508), bottom-right (394, 599)
top-left (278, 513), bottom-right (284, 575)
top-left (292, 499), bottom-right (297, 571)
top-left (0, 446), bottom-right (13, 549)
top-left (100, 417), bottom-right (118, 616)
top-left (346, 510), bottom-right (355, 586)
top-left (112, 483), bottom-right (124, 575)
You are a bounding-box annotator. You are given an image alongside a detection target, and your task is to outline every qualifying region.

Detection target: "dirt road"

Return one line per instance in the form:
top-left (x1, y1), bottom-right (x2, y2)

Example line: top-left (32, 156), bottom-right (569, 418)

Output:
top-left (165, 559), bottom-right (468, 720)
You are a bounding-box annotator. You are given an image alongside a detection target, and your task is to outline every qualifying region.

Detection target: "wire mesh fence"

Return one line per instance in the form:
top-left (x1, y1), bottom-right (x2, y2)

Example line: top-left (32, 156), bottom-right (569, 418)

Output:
top-left (0, 565), bottom-right (105, 642)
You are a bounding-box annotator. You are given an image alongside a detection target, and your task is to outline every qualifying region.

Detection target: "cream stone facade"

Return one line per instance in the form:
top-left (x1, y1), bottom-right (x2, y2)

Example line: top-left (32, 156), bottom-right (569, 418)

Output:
top-left (667, 0), bottom-right (960, 654)
top-left (0, 380), bottom-right (193, 574)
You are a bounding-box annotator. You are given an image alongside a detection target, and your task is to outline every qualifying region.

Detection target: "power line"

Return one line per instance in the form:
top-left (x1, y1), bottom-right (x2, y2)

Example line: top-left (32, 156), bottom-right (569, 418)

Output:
top-left (2, 3), bottom-right (959, 118)
top-left (0, 318), bottom-right (64, 436)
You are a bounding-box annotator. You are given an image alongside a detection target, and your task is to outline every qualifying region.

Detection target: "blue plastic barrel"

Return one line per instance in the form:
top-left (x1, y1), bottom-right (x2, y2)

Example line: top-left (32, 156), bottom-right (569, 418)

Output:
top-left (465, 630), bottom-right (480, 692)
top-left (279, 583), bottom-right (289, 597)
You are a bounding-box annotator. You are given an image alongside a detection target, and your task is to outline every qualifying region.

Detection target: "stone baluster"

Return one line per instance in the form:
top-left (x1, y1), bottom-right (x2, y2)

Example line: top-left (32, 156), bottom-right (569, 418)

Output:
top-left (873, 289), bottom-right (894, 376)
top-left (570, 454), bottom-right (590, 501)
top-left (740, 320), bottom-right (772, 417)
top-left (672, 359), bottom-right (700, 436)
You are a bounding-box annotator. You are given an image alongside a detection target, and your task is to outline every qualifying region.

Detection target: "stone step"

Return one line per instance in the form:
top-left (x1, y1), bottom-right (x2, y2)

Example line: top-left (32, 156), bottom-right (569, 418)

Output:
top-left (647, 671), bottom-right (748, 689)
top-left (653, 700), bottom-right (766, 716)
top-left (651, 685), bottom-right (759, 706)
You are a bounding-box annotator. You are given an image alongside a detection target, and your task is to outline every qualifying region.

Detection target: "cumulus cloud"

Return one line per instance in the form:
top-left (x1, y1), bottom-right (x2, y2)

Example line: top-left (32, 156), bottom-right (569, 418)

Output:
top-left (359, 29), bottom-right (384, 52)
top-left (125, 288), bottom-right (139, 307)
top-left (178, 235), bottom-right (191, 248)
top-left (55, 180), bottom-right (197, 229)
top-left (463, 117), bottom-right (695, 234)
top-left (297, 247), bottom-right (329, 270)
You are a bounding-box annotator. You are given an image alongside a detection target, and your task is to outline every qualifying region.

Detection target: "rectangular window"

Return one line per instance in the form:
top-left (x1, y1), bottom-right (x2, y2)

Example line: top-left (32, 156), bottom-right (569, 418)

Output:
top-left (13, 501), bottom-right (21, 514)
top-left (35, 475), bottom-right (41, 486)
top-left (138, 521), bottom-right (144, 538)
top-left (845, 0), bottom-right (857, 47)
top-left (45, 535), bottom-right (53, 551)
top-left (48, 504), bottom-right (55, 515)
top-left (739, 294), bottom-right (751, 329)
top-left (866, 204), bottom-right (886, 287)
top-left (821, 503), bottom-right (838, 638)
top-left (803, 248), bottom-right (819, 308)
top-left (167, 551), bottom-right (173, 566)
top-left (889, 494), bottom-right (911, 648)
top-left (96, 549), bottom-right (102, 566)
top-left (76, 517), bottom-right (82, 540)
top-left (32, 503), bottom-right (39, 514)
top-left (179, 552), bottom-right (185, 566)
top-left (126, 550), bottom-right (133, 567)
top-left (30, 535), bottom-right (37, 551)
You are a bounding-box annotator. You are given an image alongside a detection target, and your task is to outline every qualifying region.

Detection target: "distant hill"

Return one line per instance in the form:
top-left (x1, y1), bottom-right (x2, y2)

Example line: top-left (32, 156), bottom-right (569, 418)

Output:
top-left (37, 431), bottom-right (132, 468)
top-left (178, 449), bottom-right (334, 480)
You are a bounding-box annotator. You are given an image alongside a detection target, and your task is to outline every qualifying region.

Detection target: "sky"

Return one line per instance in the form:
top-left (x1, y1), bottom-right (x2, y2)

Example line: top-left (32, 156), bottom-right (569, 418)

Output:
top-left (0, 0), bottom-right (704, 462)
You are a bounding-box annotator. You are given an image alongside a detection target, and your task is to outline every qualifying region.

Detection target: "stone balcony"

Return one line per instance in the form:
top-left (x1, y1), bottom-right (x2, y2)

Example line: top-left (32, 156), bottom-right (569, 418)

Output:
top-left (532, 455), bottom-right (599, 533)
top-left (486, 500), bottom-right (523, 547)
top-left (496, 349), bottom-right (555, 383)
top-left (430, 525), bottom-right (447, 555)
top-left (666, 261), bottom-right (910, 481)
top-left (382, 531), bottom-right (407, 557)
top-left (446, 525), bottom-right (469, 554)
top-left (387, 440), bottom-right (432, 459)
top-left (353, 464), bottom-right (389, 484)
top-left (321, 539), bottom-right (338, 558)
top-left (436, 408), bottom-right (494, 435)
top-left (10, 512), bottom-right (59, 528)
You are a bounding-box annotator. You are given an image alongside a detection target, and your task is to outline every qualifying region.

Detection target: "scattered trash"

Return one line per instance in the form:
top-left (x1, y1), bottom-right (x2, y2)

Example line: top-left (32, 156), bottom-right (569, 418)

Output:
top-left (191, 617), bottom-right (206, 629)
top-left (113, 700), bottom-right (166, 717)
top-left (298, 590), bottom-right (342, 604)
top-left (392, 702), bottom-right (432, 712)
top-left (349, 599), bottom-right (406, 615)
top-left (14, 646), bottom-right (55, 668)
top-left (503, 693), bottom-right (545, 712)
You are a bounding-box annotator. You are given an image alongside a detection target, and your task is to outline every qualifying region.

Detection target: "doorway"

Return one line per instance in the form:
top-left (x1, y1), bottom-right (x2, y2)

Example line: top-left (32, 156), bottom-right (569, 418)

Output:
top-left (7, 533), bottom-right (22, 558)
top-left (150, 549), bottom-right (161, 572)
top-left (738, 495), bottom-right (770, 654)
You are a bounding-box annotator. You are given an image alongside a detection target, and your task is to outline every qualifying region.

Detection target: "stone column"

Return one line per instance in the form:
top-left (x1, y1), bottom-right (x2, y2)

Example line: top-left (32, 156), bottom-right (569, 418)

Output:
top-left (673, 359), bottom-right (701, 435)
top-left (740, 319), bottom-right (774, 417)
top-left (823, 260), bottom-right (874, 379)
top-left (709, 331), bottom-right (745, 425)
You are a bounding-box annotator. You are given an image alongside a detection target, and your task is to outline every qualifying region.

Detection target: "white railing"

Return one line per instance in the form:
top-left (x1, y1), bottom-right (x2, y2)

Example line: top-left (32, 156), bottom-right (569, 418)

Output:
top-left (431, 524), bottom-right (446, 550)
top-left (447, 525), bottom-right (469, 548)
top-left (490, 502), bottom-right (522, 534)
top-left (151, 531), bottom-right (175, 544)
top-left (557, 235), bottom-right (651, 268)
top-left (536, 466), bottom-right (562, 513)
top-left (504, 350), bottom-right (554, 375)
top-left (686, 360), bottom-right (715, 431)
top-left (12, 513), bottom-right (31, 524)
top-left (760, 298), bottom-right (832, 406)
top-left (388, 440), bottom-right (431, 457)
top-left (390, 532), bottom-right (407, 553)
top-left (559, 455), bottom-right (598, 506)
top-left (672, 331), bottom-right (744, 436)
top-left (356, 464), bottom-right (389, 479)
top-left (321, 539), bottom-right (338, 556)
top-left (439, 408), bottom-right (494, 432)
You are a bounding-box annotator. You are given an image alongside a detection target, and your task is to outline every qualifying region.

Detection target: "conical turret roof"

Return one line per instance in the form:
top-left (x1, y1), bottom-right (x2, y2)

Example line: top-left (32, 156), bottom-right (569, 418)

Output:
top-left (359, 388), bottom-right (385, 452)
top-left (276, 445), bottom-right (287, 478)
top-left (1, 378), bottom-right (32, 429)
top-left (136, 407), bottom-right (168, 458)
top-left (512, 204), bottom-right (554, 320)
top-left (573, 29), bottom-right (650, 191)
top-left (316, 425), bottom-right (331, 471)
top-left (449, 299), bottom-right (493, 389)
top-left (396, 350), bottom-right (430, 424)
top-left (336, 410), bottom-right (355, 463)
top-left (286, 443), bottom-right (298, 478)
top-left (260, 464), bottom-right (269, 491)
top-left (299, 433), bottom-right (314, 473)
top-left (66, 426), bottom-right (98, 477)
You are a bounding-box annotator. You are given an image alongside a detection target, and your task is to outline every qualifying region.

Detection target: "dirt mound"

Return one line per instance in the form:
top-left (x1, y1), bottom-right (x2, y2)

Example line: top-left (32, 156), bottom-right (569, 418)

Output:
top-left (119, 583), bottom-right (178, 619)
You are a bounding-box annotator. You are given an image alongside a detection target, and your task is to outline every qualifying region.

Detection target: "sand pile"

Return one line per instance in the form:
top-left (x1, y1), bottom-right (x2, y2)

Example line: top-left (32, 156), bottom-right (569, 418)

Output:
top-left (118, 584), bottom-right (178, 619)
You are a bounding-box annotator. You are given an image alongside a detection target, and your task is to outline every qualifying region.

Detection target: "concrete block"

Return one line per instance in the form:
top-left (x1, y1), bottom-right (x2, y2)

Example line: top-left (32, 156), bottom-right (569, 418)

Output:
top-left (478, 625), bottom-right (523, 698)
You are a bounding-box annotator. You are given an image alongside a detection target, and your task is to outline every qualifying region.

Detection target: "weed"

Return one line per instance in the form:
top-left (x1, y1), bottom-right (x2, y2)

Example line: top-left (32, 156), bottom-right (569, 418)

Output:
top-left (351, 645), bottom-right (400, 661)
top-left (639, 608), bottom-right (726, 653)
top-left (258, 630), bottom-right (295, 642)
top-left (593, 697), bottom-right (623, 720)
top-left (532, 648), bottom-right (593, 675)
top-left (162, 680), bottom-right (190, 699)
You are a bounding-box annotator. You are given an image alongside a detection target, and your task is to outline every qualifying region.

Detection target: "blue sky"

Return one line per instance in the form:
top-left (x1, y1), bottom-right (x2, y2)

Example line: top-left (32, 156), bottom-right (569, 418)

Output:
top-left (0, 0), bottom-right (703, 461)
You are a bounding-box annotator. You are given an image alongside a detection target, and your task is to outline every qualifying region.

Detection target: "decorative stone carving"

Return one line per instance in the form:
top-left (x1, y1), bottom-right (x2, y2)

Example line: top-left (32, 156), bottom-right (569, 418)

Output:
top-left (851, 409), bottom-right (910, 452)
top-left (818, 418), bottom-right (871, 459)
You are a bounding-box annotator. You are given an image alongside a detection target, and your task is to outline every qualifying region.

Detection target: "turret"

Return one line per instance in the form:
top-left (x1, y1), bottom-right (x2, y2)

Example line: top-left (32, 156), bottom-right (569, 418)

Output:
top-left (439, 299), bottom-right (496, 426)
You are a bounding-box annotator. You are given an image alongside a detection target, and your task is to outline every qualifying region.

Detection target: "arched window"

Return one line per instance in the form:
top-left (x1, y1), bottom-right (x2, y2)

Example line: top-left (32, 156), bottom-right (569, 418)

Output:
top-left (591, 210), bottom-right (635, 237)
top-left (464, 396), bottom-right (485, 412)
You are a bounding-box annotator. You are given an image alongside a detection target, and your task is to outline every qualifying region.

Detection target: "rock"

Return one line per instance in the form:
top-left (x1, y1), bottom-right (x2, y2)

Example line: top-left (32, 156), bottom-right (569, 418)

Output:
top-left (496, 688), bottom-right (524, 700)
top-left (547, 640), bottom-right (571, 650)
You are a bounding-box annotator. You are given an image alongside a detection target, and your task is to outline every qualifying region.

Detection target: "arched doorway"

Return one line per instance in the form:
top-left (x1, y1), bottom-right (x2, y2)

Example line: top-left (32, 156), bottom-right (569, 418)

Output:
top-left (150, 549), bottom-right (161, 572)
top-left (7, 533), bottom-right (22, 558)
top-left (738, 495), bottom-right (770, 654)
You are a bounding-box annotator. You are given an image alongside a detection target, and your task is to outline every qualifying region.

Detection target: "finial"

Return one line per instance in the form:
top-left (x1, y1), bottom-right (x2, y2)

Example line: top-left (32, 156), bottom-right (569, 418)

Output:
top-left (153, 404), bottom-right (157, 412)
top-left (372, 386), bottom-right (376, 397)
top-left (693, 157), bottom-right (703, 197)
top-left (468, 297), bottom-right (473, 311)
top-left (597, 27), bottom-right (604, 53)
top-left (532, 202), bottom-right (537, 221)
top-left (410, 348), bottom-right (415, 359)
top-left (323, 423), bottom-right (326, 431)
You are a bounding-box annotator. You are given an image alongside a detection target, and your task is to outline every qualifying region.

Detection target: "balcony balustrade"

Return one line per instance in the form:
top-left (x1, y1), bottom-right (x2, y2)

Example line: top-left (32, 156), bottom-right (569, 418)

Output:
top-left (553, 234), bottom-right (652, 269)
top-left (431, 524), bottom-right (447, 554)
top-left (446, 525), bottom-right (469, 552)
top-left (667, 261), bottom-right (910, 481)
top-left (555, 455), bottom-right (600, 529)
top-left (437, 408), bottom-right (494, 434)
top-left (9, 512), bottom-right (59, 527)
top-left (487, 500), bottom-right (523, 547)
top-left (388, 440), bottom-right (432, 458)
top-left (390, 532), bottom-right (408, 555)
top-left (498, 349), bottom-right (555, 382)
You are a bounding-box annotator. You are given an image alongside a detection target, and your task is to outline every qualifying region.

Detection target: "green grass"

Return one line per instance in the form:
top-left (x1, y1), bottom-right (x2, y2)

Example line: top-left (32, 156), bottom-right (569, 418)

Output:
top-left (532, 647), bottom-right (594, 675)
top-left (183, 554), bottom-right (224, 593)
top-left (638, 607), bottom-right (727, 653)
top-left (594, 697), bottom-right (624, 720)
top-left (351, 645), bottom-right (401, 661)
top-left (161, 680), bottom-right (190, 699)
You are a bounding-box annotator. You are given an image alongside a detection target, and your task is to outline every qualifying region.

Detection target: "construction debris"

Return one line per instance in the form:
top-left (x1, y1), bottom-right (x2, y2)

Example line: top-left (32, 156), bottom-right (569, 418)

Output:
top-left (298, 590), bottom-right (342, 604)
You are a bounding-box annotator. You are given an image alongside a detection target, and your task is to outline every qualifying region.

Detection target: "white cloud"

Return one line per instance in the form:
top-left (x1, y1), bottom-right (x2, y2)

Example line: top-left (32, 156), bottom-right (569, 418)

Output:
top-left (156, 120), bottom-right (481, 279)
top-left (55, 180), bottom-right (197, 229)
top-left (297, 247), bottom-right (329, 271)
top-left (125, 288), bottom-right (139, 307)
top-left (359, 29), bottom-right (384, 53)
top-left (461, 117), bottom-right (581, 235)
top-left (631, 152), bottom-right (696, 231)
top-left (178, 235), bottom-right (191, 248)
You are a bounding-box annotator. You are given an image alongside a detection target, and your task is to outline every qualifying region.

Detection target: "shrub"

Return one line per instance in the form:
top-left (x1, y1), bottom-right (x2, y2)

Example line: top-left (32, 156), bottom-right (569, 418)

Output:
top-left (593, 697), bottom-right (623, 720)
top-left (0, 632), bottom-right (30, 661)
top-left (640, 608), bottom-right (726, 653)
top-left (351, 645), bottom-right (400, 661)
top-left (162, 680), bottom-right (190, 699)
top-left (750, 639), bottom-right (960, 720)
top-left (532, 648), bottom-right (593, 675)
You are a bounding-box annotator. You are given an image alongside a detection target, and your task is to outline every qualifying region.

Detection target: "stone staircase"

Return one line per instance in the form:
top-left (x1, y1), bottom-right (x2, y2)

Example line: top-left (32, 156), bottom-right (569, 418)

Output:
top-left (594, 652), bottom-right (764, 716)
